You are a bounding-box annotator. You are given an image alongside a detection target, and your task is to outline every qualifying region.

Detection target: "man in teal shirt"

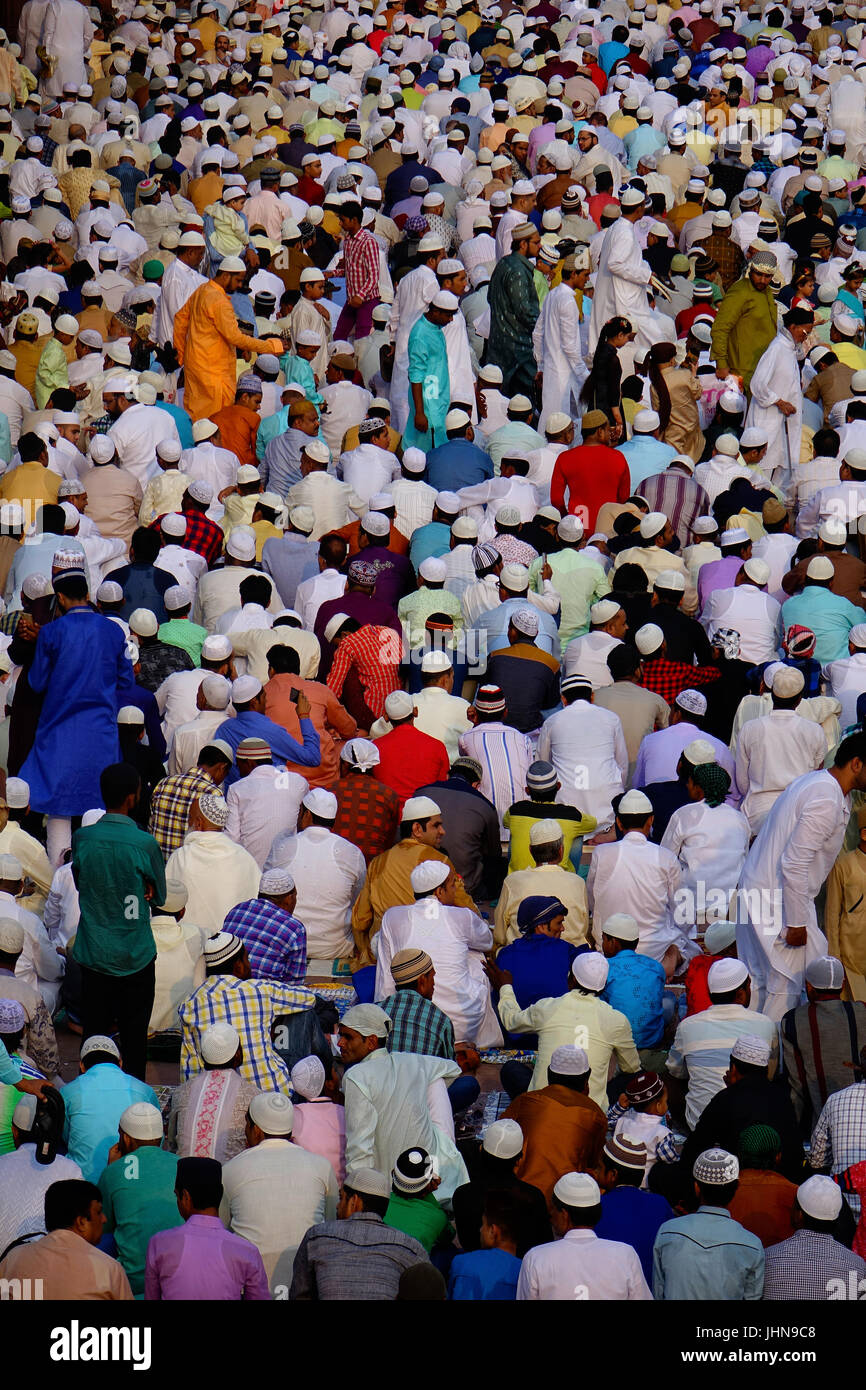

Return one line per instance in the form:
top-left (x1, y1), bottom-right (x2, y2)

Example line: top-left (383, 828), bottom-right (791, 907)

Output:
top-left (72, 763), bottom-right (167, 1081)
top-left (99, 1100), bottom-right (181, 1298)
top-left (62, 1035), bottom-right (159, 1182)
top-left (404, 294), bottom-right (457, 451)
top-left (781, 559), bottom-right (865, 662)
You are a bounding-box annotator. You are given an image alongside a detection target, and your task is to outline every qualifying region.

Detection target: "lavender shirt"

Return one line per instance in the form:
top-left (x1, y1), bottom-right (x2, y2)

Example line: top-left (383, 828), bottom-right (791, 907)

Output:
top-left (144, 1215), bottom-right (271, 1301)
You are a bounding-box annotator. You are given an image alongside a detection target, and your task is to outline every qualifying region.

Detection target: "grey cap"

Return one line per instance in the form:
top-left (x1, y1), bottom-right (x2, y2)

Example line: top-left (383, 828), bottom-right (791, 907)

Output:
top-left (804, 955), bottom-right (845, 991)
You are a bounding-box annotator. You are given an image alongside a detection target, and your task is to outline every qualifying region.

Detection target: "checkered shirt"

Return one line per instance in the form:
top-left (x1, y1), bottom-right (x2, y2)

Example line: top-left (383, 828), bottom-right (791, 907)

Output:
top-left (639, 657), bottom-right (721, 705)
top-left (223, 897), bottom-right (307, 984)
top-left (381, 988), bottom-right (456, 1059)
top-left (332, 771), bottom-right (401, 864)
top-left (811, 1082), bottom-right (866, 1217)
top-left (178, 975), bottom-right (316, 1091)
top-left (149, 767), bottom-right (216, 859)
top-left (327, 624), bottom-right (402, 719)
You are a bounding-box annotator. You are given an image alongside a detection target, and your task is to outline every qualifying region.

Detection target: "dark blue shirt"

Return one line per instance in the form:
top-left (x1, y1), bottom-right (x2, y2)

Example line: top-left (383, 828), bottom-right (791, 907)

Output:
top-left (497, 935), bottom-right (581, 1012)
top-left (112, 562), bottom-right (175, 624)
top-left (448, 1247), bottom-right (521, 1300)
top-left (601, 949), bottom-right (666, 1049)
top-left (425, 439), bottom-right (494, 492)
top-left (596, 1186), bottom-right (673, 1285)
top-left (214, 709), bottom-right (321, 786)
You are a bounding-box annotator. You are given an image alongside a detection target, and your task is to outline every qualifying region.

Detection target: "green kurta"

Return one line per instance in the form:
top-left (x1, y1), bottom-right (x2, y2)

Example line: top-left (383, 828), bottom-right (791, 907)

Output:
top-left (157, 617), bottom-right (208, 665)
top-left (404, 314), bottom-right (450, 451)
top-left (487, 250), bottom-right (540, 396)
top-left (34, 337), bottom-right (70, 409)
top-left (709, 275), bottom-right (778, 392)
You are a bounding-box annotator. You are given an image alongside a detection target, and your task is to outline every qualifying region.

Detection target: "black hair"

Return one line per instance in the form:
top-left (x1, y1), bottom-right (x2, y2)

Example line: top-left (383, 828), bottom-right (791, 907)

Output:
top-left (267, 644), bottom-right (300, 675)
top-left (343, 1183), bottom-right (389, 1217)
top-left (339, 199), bottom-right (363, 221)
top-left (18, 431), bottom-right (46, 463)
top-left (175, 1157), bottom-right (223, 1209)
top-left (45, 1179), bottom-right (103, 1231)
top-left (696, 1178), bottom-right (738, 1206)
top-left (835, 730), bottom-right (866, 767)
top-left (399, 814), bottom-right (434, 839)
top-left (812, 428), bottom-right (839, 457)
top-left (239, 574), bottom-right (273, 607)
top-left (82, 1049), bottom-right (119, 1070)
top-left (100, 761), bottom-right (141, 809)
top-left (130, 527), bottom-right (161, 563)
top-left (552, 1195), bottom-right (602, 1227)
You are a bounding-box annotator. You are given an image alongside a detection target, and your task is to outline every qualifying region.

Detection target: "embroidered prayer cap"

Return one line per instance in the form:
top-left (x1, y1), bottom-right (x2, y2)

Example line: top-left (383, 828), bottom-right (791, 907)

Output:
top-left (474, 684), bottom-right (506, 714)
top-left (803, 954), bottom-right (845, 992)
top-left (392, 1146), bottom-right (435, 1194)
top-left (675, 688), bottom-right (707, 717)
top-left (0, 918), bottom-right (24, 954)
top-left (797, 1174), bottom-right (842, 1221)
top-left (341, 1003), bottom-right (392, 1038)
top-left (361, 511), bottom-right (390, 538)
top-left (693, 1147), bottom-right (739, 1184)
top-left (200, 1022), bottom-right (240, 1066)
top-left (571, 951), bottom-right (609, 992)
top-left (602, 913), bottom-right (639, 942)
top-left (603, 1134), bottom-right (648, 1171)
top-left (483, 1118), bottom-right (523, 1160)
top-left (410, 859), bottom-right (450, 895)
top-left (391, 947), bottom-right (434, 986)
top-left (526, 761), bottom-right (558, 795)
top-left (346, 558), bottom-right (378, 587)
top-left (341, 738), bottom-right (380, 770)
top-left (625, 1070), bottom-right (665, 1105)
top-left (707, 957), bottom-right (749, 994)
top-left (250, 1091), bottom-right (294, 1135)
top-left (198, 792), bottom-right (229, 827)
top-left (548, 1043), bottom-right (589, 1078)
top-left (80, 1033), bottom-right (120, 1062)
top-left (119, 1102), bottom-right (163, 1140)
top-left (553, 1171), bottom-right (601, 1207)
top-left (236, 736), bottom-right (271, 762)
top-left (510, 607), bottom-right (538, 638)
top-left (691, 515), bottom-right (718, 536)
top-left (731, 1033), bottom-right (772, 1068)
top-left (204, 932), bottom-right (243, 966)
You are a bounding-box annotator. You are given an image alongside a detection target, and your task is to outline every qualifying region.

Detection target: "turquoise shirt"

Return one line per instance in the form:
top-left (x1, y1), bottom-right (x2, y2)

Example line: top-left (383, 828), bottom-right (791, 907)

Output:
top-left (781, 587), bottom-right (865, 663)
top-left (279, 351), bottom-right (323, 407)
top-left (653, 1205), bottom-right (764, 1300)
top-left (99, 1145), bottom-right (182, 1297)
top-left (62, 1063), bottom-right (160, 1182)
top-left (404, 315), bottom-right (450, 452)
top-left (71, 813), bottom-right (167, 977)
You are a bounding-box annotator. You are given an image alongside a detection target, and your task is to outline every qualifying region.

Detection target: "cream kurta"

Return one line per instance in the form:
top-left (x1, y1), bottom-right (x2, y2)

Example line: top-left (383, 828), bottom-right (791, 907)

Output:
top-left (825, 846), bottom-right (866, 1001)
top-left (165, 830), bottom-right (262, 935)
top-left (651, 364), bottom-right (705, 462)
top-left (494, 862), bottom-right (590, 948)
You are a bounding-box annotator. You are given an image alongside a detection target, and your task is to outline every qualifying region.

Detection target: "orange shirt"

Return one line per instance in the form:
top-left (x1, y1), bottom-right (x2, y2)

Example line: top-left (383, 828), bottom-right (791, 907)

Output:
top-left (264, 672), bottom-right (359, 788)
top-left (728, 1169), bottom-right (799, 1247)
top-left (505, 1085), bottom-right (607, 1204)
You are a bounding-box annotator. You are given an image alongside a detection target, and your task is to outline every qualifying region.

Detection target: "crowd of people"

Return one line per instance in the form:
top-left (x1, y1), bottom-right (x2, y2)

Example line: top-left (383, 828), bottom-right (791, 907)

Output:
top-left (2, 0), bottom-right (866, 1307)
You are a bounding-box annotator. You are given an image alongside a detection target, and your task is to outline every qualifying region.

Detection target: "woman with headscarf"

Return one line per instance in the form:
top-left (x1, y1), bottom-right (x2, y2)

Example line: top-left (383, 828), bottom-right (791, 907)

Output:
top-left (579, 315), bottom-right (633, 435)
top-left (647, 341), bottom-right (705, 462)
top-left (660, 762), bottom-right (751, 934)
top-left (495, 897), bottom-right (584, 1020)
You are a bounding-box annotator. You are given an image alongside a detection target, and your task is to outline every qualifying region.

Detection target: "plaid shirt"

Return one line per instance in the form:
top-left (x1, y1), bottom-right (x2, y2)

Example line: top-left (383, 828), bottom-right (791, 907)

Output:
top-left (137, 640), bottom-right (194, 693)
top-left (811, 1082), bottom-right (866, 1217)
top-left (223, 897), bottom-right (307, 983)
top-left (639, 657), bottom-right (721, 705)
top-left (635, 471), bottom-right (711, 548)
top-left (762, 1229), bottom-right (866, 1299)
top-left (150, 509), bottom-right (224, 568)
top-left (381, 988), bottom-right (456, 1060)
top-left (149, 767), bottom-right (215, 859)
top-left (178, 975), bottom-right (316, 1091)
top-left (332, 771), bottom-right (401, 864)
top-left (327, 625), bottom-right (402, 720)
top-left (340, 227), bottom-right (380, 303)
top-left (698, 231), bottom-right (745, 291)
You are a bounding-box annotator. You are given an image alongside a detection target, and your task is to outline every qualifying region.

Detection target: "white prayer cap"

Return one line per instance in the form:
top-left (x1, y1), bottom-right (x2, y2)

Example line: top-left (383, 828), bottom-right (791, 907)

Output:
top-left (129, 608), bottom-right (158, 638)
top-left (571, 951), bottom-right (608, 992)
top-left (0, 918), bottom-right (24, 953)
top-left (199, 674), bottom-right (231, 711)
top-left (421, 650), bottom-right (452, 676)
top-left (550, 1045), bottom-right (590, 1076)
top-left (402, 448), bottom-right (426, 474)
top-left (707, 957), bottom-right (749, 993)
top-left (602, 913), bottom-right (639, 942)
top-left (655, 568), bottom-right (685, 593)
top-left (743, 557), bottom-right (770, 586)
top-left (730, 1033), bottom-right (772, 1067)
top-left (303, 439), bottom-right (330, 464)
top-left (384, 690), bottom-right (414, 721)
top-left (119, 1102), bottom-right (163, 1140)
top-left (703, 919), bottom-right (737, 954)
top-left (361, 511), bottom-right (390, 538)
top-left (819, 519), bottom-right (847, 546)
top-left (288, 506), bottom-right (314, 534)
top-left (202, 635), bottom-right (233, 662)
top-left (633, 408), bottom-right (660, 433)
top-left (218, 255), bottom-right (247, 273)
top-left (500, 563), bottom-right (530, 593)
top-left (419, 555), bottom-right (447, 582)
top-left (341, 1003), bottom-right (392, 1038)
top-left (591, 599), bottom-right (621, 624)
top-left (291, 1055), bottom-right (326, 1100)
top-left (693, 1148), bottom-right (739, 1184)
top-left (691, 516), bottom-right (718, 536)
top-left (249, 1091), bottom-right (294, 1135)
top-left (117, 705), bottom-right (144, 726)
top-left (797, 1174), bottom-right (842, 1221)
top-left (676, 688), bottom-right (707, 716)
top-left (410, 859), bottom-right (450, 894)
top-left (192, 418), bottom-right (218, 443)
top-left (739, 427), bottom-right (768, 449)
top-left (807, 555), bottom-right (835, 581)
top-left (529, 818), bottom-right (563, 847)
top-left (714, 433), bottom-right (740, 457)
top-left (618, 789), bottom-right (652, 816)
top-left (558, 515), bottom-right (584, 543)
top-left (79, 1033), bottom-right (119, 1060)
top-left (483, 1118), bottom-right (523, 1159)
top-left (187, 480), bottom-right (213, 506)
top-left (452, 517), bottom-right (478, 540)
top-left (2, 777), bottom-right (28, 810)
top-left (805, 955), bottom-right (846, 990)
top-left (201, 1022), bottom-right (240, 1066)
top-left (302, 787), bottom-right (338, 820)
top-left (772, 665), bottom-right (804, 698)
top-left (323, 613), bottom-right (351, 643)
top-left (402, 796), bottom-right (441, 823)
top-left (198, 792), bottom-right (229, 827)
top-left (620, 185), bottom-right (645, 207)
top-left (684, 738), bottom-right (716, 765)
top-left (231, 675), bottom-right (262, 704)
top-left (432, 290), bottom-right (459, 311)
top-left (164, 585), bottom-right (192, 613)
top-left (639, 511), bottom-right (667, 539)
top-left (635, 623), bottom-right (664, 655)
top-left (55, 314), bottom-right (79, 336)
top-left (259, 868), bottom-right (295, 897)
top-left (721, 527), bottom-right (749, 546)
top-left (553, 1171), bottom-right (601, 1207)
top-left (226, 529), bottom-right (256, 562)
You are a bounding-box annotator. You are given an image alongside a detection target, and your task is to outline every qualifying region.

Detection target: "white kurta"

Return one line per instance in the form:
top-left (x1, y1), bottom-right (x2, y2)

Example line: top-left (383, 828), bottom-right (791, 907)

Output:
top-left (737, 769), bottom-right (850, 1019)
top-left (374, 900), bottom-right (502, 1048)
top-left (532, 281), bottom-right (586, 431)
top-left (343, 1048), bottom-right (468, 1202)
top-left (165, 830), bottom-right (262, 935)
top-left (660, 801), bottom-right (751, 927)
top-left (39, 0), bottom-right (94, 97)
top-left (388, 264), bottom-right (438, 433)
top-left (264, 825), bottom-right (366, 962)
top-left (587, 830), bottom-right (696, 962)
top-left (442, 311), bottom-right (477, 422)
top-left (744, 327), bottom-right (802, 490)
top-left (589, 218), bottom-right (671, 358)
top-left (734, 709), bottom-right (827, 836)
top-left (152, 256), bottom-right (206, 348)
top-left (537, 702), bottom-right (628, 830)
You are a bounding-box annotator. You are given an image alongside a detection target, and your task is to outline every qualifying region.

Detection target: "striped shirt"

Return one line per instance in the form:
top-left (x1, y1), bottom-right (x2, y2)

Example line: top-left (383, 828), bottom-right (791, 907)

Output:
top-left (666, 1002), bottom-right (779, 1130)
top-left (178, 976), bottom-right (316, 1092)
top-left (635, 469), bottom-right (710, 547)
top-left (458, 722), bottom-right (536, 839)
top-left (340, 227), bottom-right (380, 303)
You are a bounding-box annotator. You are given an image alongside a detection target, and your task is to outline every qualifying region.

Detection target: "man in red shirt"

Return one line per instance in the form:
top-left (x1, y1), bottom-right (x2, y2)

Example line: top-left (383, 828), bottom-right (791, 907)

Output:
top-left (331, 200), bottom-right (381, 342)
top-left (373, 689), bottom-right (450, 813)
top-left (550, 410), bottom-right (631, 533)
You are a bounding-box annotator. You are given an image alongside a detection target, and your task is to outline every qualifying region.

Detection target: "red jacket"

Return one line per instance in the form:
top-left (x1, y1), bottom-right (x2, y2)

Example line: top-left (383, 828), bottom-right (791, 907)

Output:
top-left (373, 723), bottom-right (450, 812)
top-left (550, 444), bottom-right (631, 533)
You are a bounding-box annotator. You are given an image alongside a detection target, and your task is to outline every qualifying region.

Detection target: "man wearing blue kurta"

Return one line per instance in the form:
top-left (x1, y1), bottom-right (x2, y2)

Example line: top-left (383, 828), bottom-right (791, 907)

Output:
top-left (403, 294), bottom-right (457, 452)
top-left (21, 552), bottom-right (130, 866)
top-left (781, 570), bottom-right (865, 663)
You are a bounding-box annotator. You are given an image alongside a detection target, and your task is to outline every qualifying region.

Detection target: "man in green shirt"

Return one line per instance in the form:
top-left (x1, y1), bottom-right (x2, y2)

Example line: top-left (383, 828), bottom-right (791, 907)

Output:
top-left (98, 1100), bottom-right (181, 1298)
top-left (72, 763), bottom-right (167, 1081)
top-left (384, 1146), bottom-right (453, 1254)
top-left (157, 586), bottom-right (208, 665)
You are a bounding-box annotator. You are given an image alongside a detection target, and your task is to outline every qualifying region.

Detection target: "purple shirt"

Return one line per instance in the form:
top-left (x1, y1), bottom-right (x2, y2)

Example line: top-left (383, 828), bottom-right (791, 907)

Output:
top-left (144, 1214), bottom-right (271, 1300)
top-left (634, 720), bottom-right (739, 803)
top-left (698, 555), bottom-right (743, 611)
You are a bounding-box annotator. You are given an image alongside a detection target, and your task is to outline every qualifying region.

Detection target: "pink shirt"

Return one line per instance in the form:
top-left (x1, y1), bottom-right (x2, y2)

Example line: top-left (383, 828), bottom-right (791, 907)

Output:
top-left (291, 1099), bottom-right (346, 1185)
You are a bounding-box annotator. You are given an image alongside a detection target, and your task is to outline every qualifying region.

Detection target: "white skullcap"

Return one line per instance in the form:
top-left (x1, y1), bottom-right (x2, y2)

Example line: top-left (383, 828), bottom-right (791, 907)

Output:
top-left (550, 1045), bottom-right (590, 1075)
top-left (291, 1054), bottom-right (326, 1100)
top-left (571, 951), bottom-right (609, 992)
top-left (553, 1171), bottom-right (601, 1207)
top-left (655, 568), bottom-right (685, 592)
top-left (249, 1091), bottom-right (294, 1135)
top-left (3, 777), bottom-right (29, 810)
top-left (731, 1033), bottom-right (772, 1067)
top-left (119, 1102), bottom-right (163, 1140)
top-left (302, 787), bottom-right (338, 820)
top-left (591, 599), bottom-right (621, 624)
top-left (259, 867), bottom-right (295, 896)
top-left (633, 408), bottom-right (660, 433)
top-left (117, 705), bottom-right (144, 727)
top-left (226, 529), bottom-right (256, 562)
top-left (341, 1003), bottom-right (392, 1038)
top-left (639, 511), bottom-right (667, 539)
top-left (410, 859), bottom-right (451, 894)
top-left (693, 1148), bottom-right (739, 1184)
top-left (602, 913), bottom-right (639, 942)
top-left (676, 688), bottom-right (707, 716)
top-left (807, 555), bottom-right (835, 582)
top-left (714, 433), bottom-right (740, 458)
top-left (772, 665), bottom-right (805, 698)
top-left (231, 675), bottom-right (262, 704)
top-left (384, 690), bottom-right (414, 721)
top-left (0, 917), bottom-right (25, 953)
top-left (129, 608), bottom-right (158, 638)
top-left (418, 555), bottom-right (447, 583)
top-left (198, 792), bottom-right (229, 828)
top-left (528, 818), bottom-right (564, 847)
top-left (805, 955), bottom-right (846, 991)
top-left (743, 557), bottom-right (770, 586)
top-left (707, 957), bottom-right (749, 993)
top-left (201, 1022), bottom-right (240, 1066)
top-left (618, 789), bottom-right (653, 816)
top-left (684, 738), bottom-right (715, 765)
top-left (635, 623), bottom-right (664, 655)
top-left (797, 1174), bottom-right (843, 1221)
top-left (402, 796), bottom-right (441, 822)
top-left (483, 1117), bottom-right (523, 1159)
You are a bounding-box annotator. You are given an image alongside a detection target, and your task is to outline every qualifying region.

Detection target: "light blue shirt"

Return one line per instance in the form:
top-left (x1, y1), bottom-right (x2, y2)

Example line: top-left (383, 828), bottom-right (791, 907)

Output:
top-left (623, 125), bottom-right (667, 171)
top-left (653, 1206), bottom-right (764, 1300)
top-left (61, 1063), bottom-right (159, 1183)
top-left (616, 435), bottom-right (679, 488)
top-left (0, 409), bottom-right (10, 465)
top-left (485, 421), bottom-right (546, 474)
top-left (781, 587), bottom-right (865, 663)
top-left (473, 596), bottom-right (561, 660)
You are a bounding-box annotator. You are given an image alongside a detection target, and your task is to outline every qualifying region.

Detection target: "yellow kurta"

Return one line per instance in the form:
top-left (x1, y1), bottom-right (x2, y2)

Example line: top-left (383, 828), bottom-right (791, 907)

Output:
top-left (173, 279), bottom-right (282, 422)
top-left (825, 847), bottom-right (866, 1001)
